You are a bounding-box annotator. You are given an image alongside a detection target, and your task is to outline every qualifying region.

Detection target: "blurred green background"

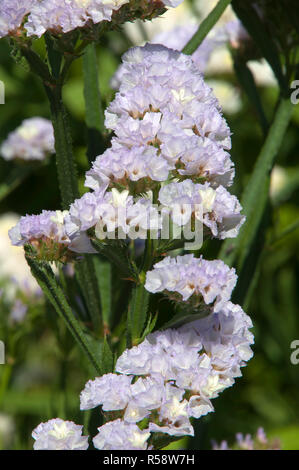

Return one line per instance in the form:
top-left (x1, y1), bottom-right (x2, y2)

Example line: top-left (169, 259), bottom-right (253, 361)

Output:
top-left (0, 0), bottom-right (299, 450)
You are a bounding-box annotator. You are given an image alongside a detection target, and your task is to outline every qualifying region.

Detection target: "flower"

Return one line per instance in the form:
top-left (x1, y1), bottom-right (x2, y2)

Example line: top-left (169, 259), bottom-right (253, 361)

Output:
top-left (8, 209), bottom-right (93, 260)
top-left (145, 254), bottom-right (237, 309)
top-left (159, 179), bottom-right (245, 239)
top-left (24, 0), bottom-right (184, 38)
top-left (0, 118), bottom-right (54, 161)
top-left (0, 0), bottom-right (34, 39)
top-left (9, 210), bottom-right (70, 247)
top-left (32, 418), bottom-right (89, 450)
top-left (116, 301), bottom-right (254, 401)
top-left (101, 43), bottom-right (233, 192)
top-left (25, 0), bottom-right (130, 37)
top-left (80, 373), bottom-right (133, 411)
top-left (65, 189), bottom-right (161, 246)
top-left (93, 419), bottom-right (150, 450)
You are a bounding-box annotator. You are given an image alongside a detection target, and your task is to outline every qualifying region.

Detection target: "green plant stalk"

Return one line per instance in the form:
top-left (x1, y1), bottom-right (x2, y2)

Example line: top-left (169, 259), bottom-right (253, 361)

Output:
top-left (182, 0), bottom-right (232, 55)
top-left (83, 43), bottom-right (106, 164)
top-left (127, 234), bottom-right (154, 346)
top-left (219, 98), bottom-right (294, 268)
top-left (75, 256), bottom-right (102, 332)
top-left (93, 256), bottom-right (112, 332)
top-left (44, 83), bottom-right (80, 209)
top-left (26, 256), bottom-right (102, 374)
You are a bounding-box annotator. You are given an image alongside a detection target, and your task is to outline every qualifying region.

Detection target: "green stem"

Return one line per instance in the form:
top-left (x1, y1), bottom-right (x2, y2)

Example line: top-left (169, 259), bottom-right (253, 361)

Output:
top-left (83, 43), bottom-right (106, 164)
top-left (26, 255), bottom-right (102, 374)
top-left (44, 83), bottom-right (79, 209)
top-left (182, 0), bottom-right (232, 55)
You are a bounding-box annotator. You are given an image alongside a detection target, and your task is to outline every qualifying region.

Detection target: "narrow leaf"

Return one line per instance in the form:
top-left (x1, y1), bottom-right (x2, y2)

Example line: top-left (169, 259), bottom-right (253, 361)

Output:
top-left (182, 0), bottom-right (232, 55)
top-left (127, 284), bottom-right (150, 346)
top-left (93, 256), bottom-right (112, 331)
top-left (219, 98), bottom-right (293, 268)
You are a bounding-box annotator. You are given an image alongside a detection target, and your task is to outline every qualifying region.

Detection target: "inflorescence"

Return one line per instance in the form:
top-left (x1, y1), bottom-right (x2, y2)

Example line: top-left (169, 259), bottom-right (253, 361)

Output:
top-left (6, 42), bottom-right (254, 450)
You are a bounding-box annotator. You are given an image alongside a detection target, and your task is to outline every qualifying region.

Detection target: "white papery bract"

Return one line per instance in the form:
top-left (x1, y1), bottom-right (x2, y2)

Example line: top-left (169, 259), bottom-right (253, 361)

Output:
top-left (32, 418), bottom-right (89, 450)
top-left (0, 0), bottom-right (34, 38)
top-left (159, 179), bottom-right (245, 239)
top-left (93, 419), bottom-right (150, 450)
top-left (145, 254), bottom-right (237, 309)
top-left (0, 118), bottom-right (54, 161)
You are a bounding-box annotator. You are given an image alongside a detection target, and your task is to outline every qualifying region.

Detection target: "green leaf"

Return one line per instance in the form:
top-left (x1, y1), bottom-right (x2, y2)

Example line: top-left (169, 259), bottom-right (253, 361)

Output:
top-left (219, 98), bottom-right (294, 270)
top-left (127, 284), bottom-right (150, 347)
top-left (91, 238), bottom-right (139, 281)
top-left (75, 255), bottom-right (102, 332)
top-left (99, 337), bottom-right (114, 374)
top-left (25, 251), bottom-right (102, 374)
top-left (45, 33), bottom-right (62, 80)
top-left (182, 0), bottom-right (232, 55)
top-left (140, 312), bottom-right (158, 342)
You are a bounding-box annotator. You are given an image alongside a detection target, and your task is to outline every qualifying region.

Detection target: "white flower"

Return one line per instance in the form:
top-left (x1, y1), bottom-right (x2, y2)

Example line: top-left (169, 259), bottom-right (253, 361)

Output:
top-left (32, 419), bottom-right (89, 450)
top-left (93, 419), bottom-right (150, 450)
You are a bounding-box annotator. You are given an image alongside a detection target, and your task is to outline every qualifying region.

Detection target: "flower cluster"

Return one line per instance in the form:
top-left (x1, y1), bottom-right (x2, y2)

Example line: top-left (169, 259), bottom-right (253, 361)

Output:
top-left (144, 254), bottom-right (237, 309)
top-left (65, 188), bottom-right (161, 243)
top-left (0, 0), bottom-right (34, 39)
top-left (89, 44), bottom-right (233, 194)
top-left (25, 0), bottom-right (130, 37)
top-left (8, 209), bottom-right (92, 261)
top-left (0, 0), bottom-right (184, 39)
top-left (77, 298), bottom-right (253, 449)
top-left (212, 427), bottom-right (281, 450)
top-left (31, 290), bottom-right (254, 450)
top-left (9, 45), bottom-right (245, 262)
top-left (32, 418), bottom-right (89, 450)
top-left (0, 118), bottom-right (54, 161)
top-left (158, 180), bottom-right (244, 239)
